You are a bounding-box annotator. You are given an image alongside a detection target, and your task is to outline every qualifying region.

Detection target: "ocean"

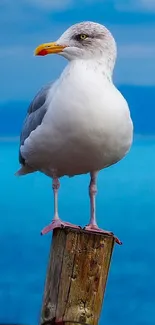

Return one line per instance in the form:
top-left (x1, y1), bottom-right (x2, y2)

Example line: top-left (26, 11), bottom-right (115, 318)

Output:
top-left (0, 137), bottom-right (155, 325)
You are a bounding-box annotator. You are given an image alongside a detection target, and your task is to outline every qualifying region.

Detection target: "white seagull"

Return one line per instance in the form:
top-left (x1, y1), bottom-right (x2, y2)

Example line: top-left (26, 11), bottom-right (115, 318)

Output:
top-left (16, 21), bottom-right (133, 244)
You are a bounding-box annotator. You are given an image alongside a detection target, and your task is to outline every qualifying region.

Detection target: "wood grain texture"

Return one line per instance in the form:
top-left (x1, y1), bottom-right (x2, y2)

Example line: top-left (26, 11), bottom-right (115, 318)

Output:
top-left (40, 228), bottom-right (115, 325)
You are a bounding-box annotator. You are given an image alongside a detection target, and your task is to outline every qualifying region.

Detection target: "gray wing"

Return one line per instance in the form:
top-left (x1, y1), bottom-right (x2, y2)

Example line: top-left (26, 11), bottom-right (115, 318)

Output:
top-left (19, 82), bottom-right (52, 165)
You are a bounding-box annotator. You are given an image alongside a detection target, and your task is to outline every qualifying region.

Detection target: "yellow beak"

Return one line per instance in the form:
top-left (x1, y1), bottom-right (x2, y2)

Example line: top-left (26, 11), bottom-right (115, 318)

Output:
top-left (34, 42), bottom-right (67, 56)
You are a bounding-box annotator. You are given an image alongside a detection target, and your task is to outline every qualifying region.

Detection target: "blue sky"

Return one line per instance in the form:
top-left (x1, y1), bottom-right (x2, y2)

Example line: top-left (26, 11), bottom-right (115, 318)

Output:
top-left (1, 0), bottom-right (155, 101)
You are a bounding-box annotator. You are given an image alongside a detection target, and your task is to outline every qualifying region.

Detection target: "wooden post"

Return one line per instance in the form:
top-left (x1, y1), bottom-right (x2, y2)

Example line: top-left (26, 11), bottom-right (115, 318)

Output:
top-left (40, 227), bottom-right (115, 325)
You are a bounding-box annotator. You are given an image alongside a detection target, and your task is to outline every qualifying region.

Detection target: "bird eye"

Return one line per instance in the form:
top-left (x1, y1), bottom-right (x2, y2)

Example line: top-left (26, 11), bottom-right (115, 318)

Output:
top-left (79, 34), bottom-right (88, 40)
top-left (73, 34), bottom-right (89, 41)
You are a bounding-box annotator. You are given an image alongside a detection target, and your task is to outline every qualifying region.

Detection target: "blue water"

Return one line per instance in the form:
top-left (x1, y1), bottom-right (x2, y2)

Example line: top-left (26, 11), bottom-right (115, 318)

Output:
top-left (1, 138), bottom-right (155, 325)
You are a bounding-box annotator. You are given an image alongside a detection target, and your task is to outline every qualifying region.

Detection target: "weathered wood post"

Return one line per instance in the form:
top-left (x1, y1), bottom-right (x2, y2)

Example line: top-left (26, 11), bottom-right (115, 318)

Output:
top-left (40, 227), bottom-right (116, 325)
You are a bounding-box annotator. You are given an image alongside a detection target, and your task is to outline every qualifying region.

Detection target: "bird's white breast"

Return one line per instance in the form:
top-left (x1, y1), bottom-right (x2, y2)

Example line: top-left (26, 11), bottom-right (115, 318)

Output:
top-left (22, 60), bottom-right (133, 176)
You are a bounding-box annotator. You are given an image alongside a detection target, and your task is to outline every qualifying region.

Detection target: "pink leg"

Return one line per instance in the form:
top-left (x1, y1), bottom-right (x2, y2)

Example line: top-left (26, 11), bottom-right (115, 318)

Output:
top-left (84, 171), bottom-right (122, 245)
top-left (41, 176), bottom-right (80, 235)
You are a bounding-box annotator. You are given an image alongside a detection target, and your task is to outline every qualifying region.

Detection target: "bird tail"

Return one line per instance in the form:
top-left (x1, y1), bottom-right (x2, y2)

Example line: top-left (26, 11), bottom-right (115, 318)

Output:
top-left (15, 165), bottom-right (36, 176)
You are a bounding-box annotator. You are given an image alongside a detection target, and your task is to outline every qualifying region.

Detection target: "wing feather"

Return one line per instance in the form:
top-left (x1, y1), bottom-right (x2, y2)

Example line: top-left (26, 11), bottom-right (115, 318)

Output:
top-left (19, 83), bottom-right (52, 165)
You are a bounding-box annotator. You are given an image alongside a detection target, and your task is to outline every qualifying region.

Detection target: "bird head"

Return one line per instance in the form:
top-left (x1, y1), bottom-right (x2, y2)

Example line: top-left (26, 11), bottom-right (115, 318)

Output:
top-left (34, 21), bottom-right (117, 64)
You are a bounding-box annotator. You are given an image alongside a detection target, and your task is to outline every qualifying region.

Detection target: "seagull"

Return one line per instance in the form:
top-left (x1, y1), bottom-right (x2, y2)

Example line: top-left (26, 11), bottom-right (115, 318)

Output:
top-left (16, 21), bottom-right (133, 244)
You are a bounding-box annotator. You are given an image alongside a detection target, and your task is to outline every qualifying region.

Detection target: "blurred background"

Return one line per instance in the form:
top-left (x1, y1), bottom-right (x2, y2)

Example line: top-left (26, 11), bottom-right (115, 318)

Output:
top-left (0, 1), bottom-right (155, 324)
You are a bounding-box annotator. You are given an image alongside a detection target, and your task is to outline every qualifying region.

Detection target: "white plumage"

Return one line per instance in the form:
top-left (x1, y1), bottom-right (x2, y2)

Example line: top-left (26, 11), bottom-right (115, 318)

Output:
top-left (21, 60), bottom-right (132, 177)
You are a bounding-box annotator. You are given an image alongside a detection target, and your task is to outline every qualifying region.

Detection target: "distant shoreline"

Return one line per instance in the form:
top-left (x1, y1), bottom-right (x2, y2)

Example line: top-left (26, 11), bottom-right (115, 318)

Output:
top-left (0, 136), bottom-right (19, 142)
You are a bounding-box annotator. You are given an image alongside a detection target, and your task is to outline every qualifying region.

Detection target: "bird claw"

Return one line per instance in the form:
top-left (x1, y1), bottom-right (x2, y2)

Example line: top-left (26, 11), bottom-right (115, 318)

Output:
top-left (41, 219), bottom-right (81, 235)
top-left (84, 224), bottom-right (122, 245)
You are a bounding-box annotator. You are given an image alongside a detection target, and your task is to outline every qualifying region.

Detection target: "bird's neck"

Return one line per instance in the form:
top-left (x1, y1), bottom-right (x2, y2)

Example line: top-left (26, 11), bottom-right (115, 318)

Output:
top-left (66, 56), bottom-right (116, 82)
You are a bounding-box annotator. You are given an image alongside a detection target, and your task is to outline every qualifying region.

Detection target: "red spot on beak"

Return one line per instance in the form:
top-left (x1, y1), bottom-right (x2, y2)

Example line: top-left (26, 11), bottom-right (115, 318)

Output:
top-left (37, 49), bottom-right (48, 56)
